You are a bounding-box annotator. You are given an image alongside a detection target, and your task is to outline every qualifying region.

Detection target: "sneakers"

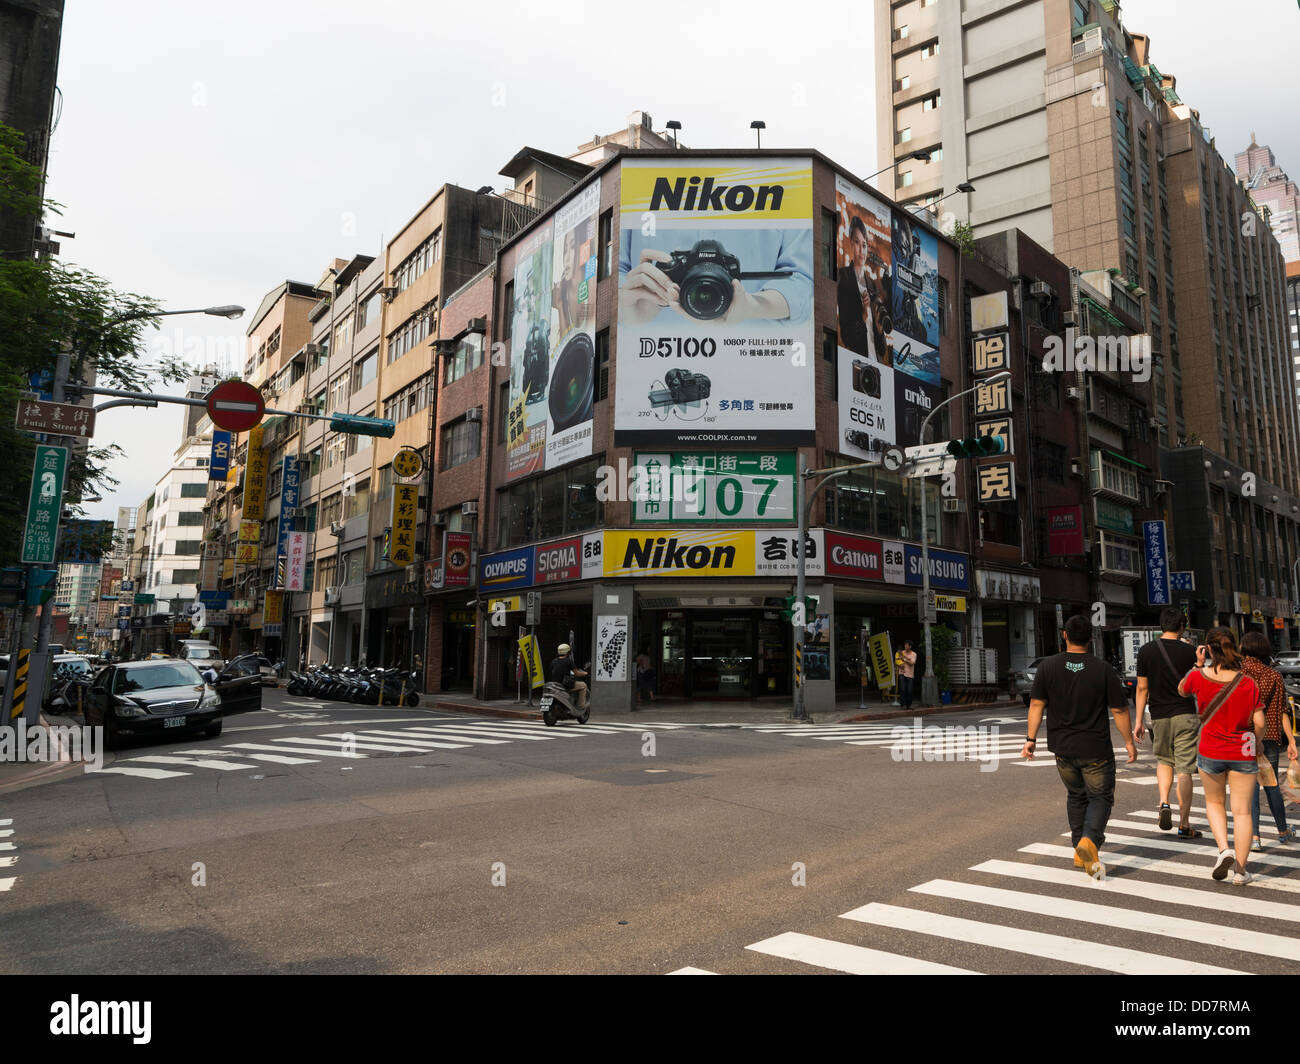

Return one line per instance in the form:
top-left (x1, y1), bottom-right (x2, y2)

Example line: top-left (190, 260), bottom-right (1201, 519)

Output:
top-left (1252, 836), bottom-right (1264, 852)
top-left (1159, 804), bottom-right (1172, 831)
top-left (1278, 830), bottom-right (1296, 845)
top-left (1075, 837), bottom-right (1104, 879)
top-left (1233, 869), bottom-right (1253, 886)
top-left (1212, 850), bottom-right (1235, 881)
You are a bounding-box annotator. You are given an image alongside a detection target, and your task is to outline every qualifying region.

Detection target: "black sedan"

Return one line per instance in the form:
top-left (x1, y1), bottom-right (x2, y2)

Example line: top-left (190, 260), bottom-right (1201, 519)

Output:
top-left (80, 658), bottom-right (262, 748)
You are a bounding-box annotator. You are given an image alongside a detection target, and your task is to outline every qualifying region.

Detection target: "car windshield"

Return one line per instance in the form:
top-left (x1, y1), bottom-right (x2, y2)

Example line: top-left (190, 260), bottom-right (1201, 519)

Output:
top-left (186, 647), bottom-right (218, 659)
top-left (56, 659), bottom-right (91, 674)
top-left (114, 663), bottom-right (202, 694)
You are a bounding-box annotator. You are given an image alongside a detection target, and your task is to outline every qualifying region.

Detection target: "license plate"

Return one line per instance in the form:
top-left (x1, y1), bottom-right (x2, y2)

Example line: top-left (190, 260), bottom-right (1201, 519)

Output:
top-left (163, 716), bottom-right (187, 729)
top-left (539, 696), bottom-right (553, 709)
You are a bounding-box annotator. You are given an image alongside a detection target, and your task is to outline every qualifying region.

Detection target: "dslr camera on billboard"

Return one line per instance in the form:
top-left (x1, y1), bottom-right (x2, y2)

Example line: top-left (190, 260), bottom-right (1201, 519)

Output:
top-left (657, 239), bottom-right (792, 320)
top-left (648, 368), bottom-right (711, 408)
top-left (851, 359), bottom-right (882, 399)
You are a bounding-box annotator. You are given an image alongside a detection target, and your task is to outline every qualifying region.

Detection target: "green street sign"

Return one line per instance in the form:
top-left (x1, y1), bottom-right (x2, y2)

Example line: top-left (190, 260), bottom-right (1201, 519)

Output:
top-left (21, 446), bottom-right (68, 564)
top-left (133, 593), bottom-right (155, 606)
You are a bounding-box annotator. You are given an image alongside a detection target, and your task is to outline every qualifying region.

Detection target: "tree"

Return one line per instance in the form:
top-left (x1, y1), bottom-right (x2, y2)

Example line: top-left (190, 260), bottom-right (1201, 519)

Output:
top-left (0, 122), bottom-right (190, 565)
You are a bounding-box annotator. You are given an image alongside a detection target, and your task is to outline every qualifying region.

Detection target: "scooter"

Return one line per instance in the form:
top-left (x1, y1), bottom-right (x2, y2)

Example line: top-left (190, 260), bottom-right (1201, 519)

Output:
top-left (539, 662), bottom-right (592, 727)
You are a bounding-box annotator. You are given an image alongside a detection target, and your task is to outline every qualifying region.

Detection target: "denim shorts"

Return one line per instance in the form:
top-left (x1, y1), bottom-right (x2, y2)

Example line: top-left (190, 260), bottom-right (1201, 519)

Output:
top-left (1197, 755), bottom-right (1258, 775)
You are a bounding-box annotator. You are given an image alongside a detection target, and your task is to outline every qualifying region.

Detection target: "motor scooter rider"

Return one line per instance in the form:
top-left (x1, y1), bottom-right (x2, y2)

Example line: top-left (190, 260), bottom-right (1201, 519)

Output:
top-left (549, 643), bottom-right (589, 710)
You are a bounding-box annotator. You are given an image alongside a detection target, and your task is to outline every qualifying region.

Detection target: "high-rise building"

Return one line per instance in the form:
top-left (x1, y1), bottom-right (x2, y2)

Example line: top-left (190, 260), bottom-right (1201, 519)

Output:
top-left (1236, 135), bottom-right (1300, 264)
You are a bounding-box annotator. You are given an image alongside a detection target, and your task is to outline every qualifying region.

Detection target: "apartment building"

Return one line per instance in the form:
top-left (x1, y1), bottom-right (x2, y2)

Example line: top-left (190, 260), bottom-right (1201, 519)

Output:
top-left (1237, 135), bottom-right (1300, 264)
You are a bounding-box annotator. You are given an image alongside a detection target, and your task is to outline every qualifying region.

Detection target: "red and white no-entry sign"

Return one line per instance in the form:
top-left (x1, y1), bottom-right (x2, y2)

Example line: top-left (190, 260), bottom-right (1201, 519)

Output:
top-left (205, 380), bottom-right (265, 432)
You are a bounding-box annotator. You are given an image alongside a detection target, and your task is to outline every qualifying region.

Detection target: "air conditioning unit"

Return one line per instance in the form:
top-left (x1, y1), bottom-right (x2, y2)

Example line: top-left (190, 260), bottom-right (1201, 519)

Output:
top-left (1070, 458), bottom-right (1084, 477)
top-left (1071, 26), bottom-right (1103, 59)
top-left (296, 402), bottom-right (315, 415)
top-left (1066, 386), bottom-right (1082, 400)
top-left (324, 587), bottom-right (341, 604)
top-left (405, 564), bottom-right (419, 587)
top-left (1029, 281), bottom-right (1054, 301)
top-left (304, 343), bottom-right (321, 356)
top-left (467, 317), bottom-right (488, 334)
top-left (464, 408), bottom-right (482, 423)
top-left (330, 521), bottom-right (344, 536)
top-left (432, 513), bottom-right (448, 527)
top-left (942, 498), bottom-right (965, 513)
top-left (1148, 416), bottom-right (1160, 428)
top-left (380, 286), bottom-right (398, 301)
top-left (461, 501), bottom-right (478, 516)
top-left (1155, 479), bottom-right (1175, 494)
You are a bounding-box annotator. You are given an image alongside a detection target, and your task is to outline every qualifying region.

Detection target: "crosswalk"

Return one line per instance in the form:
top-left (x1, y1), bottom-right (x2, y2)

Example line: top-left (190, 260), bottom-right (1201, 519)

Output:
top-left (86, 718), bottom-right (695, 782)
top-left (670, 797), bottom-right (1300, 974)
top-left (0, 818), bottom-right (16, 894)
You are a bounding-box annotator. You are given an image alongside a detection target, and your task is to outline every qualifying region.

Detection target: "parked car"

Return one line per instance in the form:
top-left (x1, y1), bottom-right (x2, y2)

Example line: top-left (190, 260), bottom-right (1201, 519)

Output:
top-left (228, 653), bottom-right (278, 686)
top-left (178, 641), bottom-right (226, 674)
top-left (1273, 651), bottom-right (1300, 680)
top-left (79, 657), bottom-right (262, 748)
top-left (1012, 658), bottom-right (1044, 705)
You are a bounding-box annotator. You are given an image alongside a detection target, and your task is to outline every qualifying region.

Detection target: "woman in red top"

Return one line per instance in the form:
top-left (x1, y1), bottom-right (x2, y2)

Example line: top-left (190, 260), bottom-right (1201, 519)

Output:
top-left (1178, 627), bottom-right (1266, 884)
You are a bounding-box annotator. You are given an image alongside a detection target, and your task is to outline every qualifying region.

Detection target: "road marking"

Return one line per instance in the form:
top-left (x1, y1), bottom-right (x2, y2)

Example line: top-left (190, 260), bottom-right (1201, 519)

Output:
top-left (171, 748), bottom-right (321, 766)
top-left (359, 729), bottom-right (513, 747)
top-left (0, 856), bottom-right (15, 866)
top-left (90, 766), bottom-right (190, 779)
top-left (312, 732), bottom-right (470, 752)
top-left (746, 932), bottom-right (977, 975)
top-left (1092, 831), bottom-right (1300, 870)
top-left (1127, 809), bottom-right (1282, 836)
top-left (1120, 775), bottom-right (1205, 794)
top-left (225, 742), bottom-right (365, 759)
top-left (0, 877), bottom-right (14, 892)
top-left (127, 754), bottom-right (260, 772)
top-left (910, 879), bottom-right (1300, 962)
top-left (0, 828), bottom-right (12, 837)
top-left (270, 736), bottom-right (435, 753)
top-left (415, 724), bottom-right (573, 742)
top-left (1020, 843), bottom-right (1300, 895)
top-left (971, 859), bottom-right (1300, 922)
top-left (666, 967), bottom-right (717, 974)
top-left (841, 902), bottom-right (1242, 975)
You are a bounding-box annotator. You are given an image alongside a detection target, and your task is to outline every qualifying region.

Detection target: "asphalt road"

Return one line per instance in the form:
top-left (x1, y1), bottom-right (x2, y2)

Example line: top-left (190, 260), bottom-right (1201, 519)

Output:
top-left (3, 690), bottom-right (1299, 975)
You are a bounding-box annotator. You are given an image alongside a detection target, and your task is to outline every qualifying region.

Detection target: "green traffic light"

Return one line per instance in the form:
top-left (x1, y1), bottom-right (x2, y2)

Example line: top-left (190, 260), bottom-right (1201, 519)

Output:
top-left (328, 414), bottom-right (396, 438)
top-left (947, 434), bottom-right (1005, 458)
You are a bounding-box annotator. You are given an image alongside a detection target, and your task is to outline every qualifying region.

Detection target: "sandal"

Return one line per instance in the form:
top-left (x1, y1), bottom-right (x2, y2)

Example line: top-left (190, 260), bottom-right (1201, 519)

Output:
top-left (1177, 826), bottom-right (1204, 839)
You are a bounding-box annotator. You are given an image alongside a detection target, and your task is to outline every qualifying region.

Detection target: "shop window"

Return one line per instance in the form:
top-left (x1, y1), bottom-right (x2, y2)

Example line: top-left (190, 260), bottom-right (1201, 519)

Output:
top-left (496, 455), bottom-right (604, 549)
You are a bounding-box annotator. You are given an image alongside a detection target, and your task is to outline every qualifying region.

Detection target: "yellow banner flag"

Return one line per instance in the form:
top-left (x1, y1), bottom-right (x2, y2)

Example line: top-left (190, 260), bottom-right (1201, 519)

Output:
top-left (518, 633), bottom-right (546, 690)
top-left (868, 632), bottom-right (895, 690)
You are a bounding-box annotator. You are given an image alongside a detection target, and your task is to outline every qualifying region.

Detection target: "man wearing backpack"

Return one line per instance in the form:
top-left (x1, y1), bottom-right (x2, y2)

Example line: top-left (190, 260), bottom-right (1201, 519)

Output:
top-left (1135, 606), bottom-right (1203, 839)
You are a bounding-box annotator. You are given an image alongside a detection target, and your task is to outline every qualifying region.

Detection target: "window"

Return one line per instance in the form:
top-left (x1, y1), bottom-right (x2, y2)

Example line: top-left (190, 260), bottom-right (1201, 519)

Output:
top-left (386, 300), bottom-right (437, 363)
top-left (821, 209), bottom-right (838, 279)
top-left (898, 127), bottom-right (912, 144)
top-left (445, 334), bottom-right (484, 384)
top-left (438, 508), bottom-right (469, 533)
top-left (920, 43), bottom-right (936, 59)
top-left (441, 417), bottom-right (481, 470)
top-left (316, 556), bottom-right (337, 591)
top-left (326, 435), bottom-right (346, 469)
top-left (938, 277), bottom-right (948, 335)
top-left (501, 280), bottom-right (514, 344)
top-left (823, 459), bottom-right (947, 546)
top-left (496, 456), bottom-right (604, 548)
top-left (897, 24), bottom-right (909, 40)
top-left (180, 483), bottom-right (206, 499)
top-left (598, 209), bottom-right (613, 281)
top-left (311, 388), bottom-right (327, 415)
top-left (932, 148), bottom-right (943, 161)
top-left (356, 289), bottom-right (381, 331)
top-left (267, 327), bottom-right (281, 358)
top-left (173, 541), bottom-right (203, 556)
top-left (372, 533), bottom-right (389, 568)
top-left (321, 492), bottom-right (343, 529)
top-left (922, 93), bottom-right (940, 112)
top-left (386, 373), bottom-right (434, 424)
top-left (1072, 0), bottom-right (1091, 29)
top-left (177, 511), bottom-right (204, 526)
top-left (313, 341), bottom-right (329, 371)
top-left (351, 349), bottom-right (377, 391)
top-left (596, 329), bottom-right (610, 401)
top-left (497, 381), bottom-right (510, 442)
top-left (341, 549), bottom-right (364, 585)
top-left (393, 231), bottom-right (441, 294)
top-left (344, 479), bottom-right (370, 520)
top-left (172, 569), bottom-right (199, 585)
top-left (376, 464), bottom-right (393, 501)
top-left (333, 313), bottom-right (353, 352)
top-left (307, 446), bottom-right (322, 478)
top-left (331, 374), bottom-right (350, 411)
top-left (897, 75), bottom-right (910, 91)
top-left (346, 431), bottom-right (372, 458)
top-left (900, 171), bottom-right (913, 188)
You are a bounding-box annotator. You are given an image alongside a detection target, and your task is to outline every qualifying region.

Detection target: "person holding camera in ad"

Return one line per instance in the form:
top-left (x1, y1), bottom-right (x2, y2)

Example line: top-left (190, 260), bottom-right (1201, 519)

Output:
top-left (619, 230), bottom-right (813, 326)
top-left (1177, 627), bottom-right (1266, 884)
top-left (836, 215), bottom-right (891, 364)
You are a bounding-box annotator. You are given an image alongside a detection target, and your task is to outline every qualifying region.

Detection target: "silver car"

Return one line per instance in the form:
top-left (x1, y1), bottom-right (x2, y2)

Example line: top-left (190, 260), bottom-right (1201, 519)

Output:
top-left (1013, 658), bottom-right (1044, 705)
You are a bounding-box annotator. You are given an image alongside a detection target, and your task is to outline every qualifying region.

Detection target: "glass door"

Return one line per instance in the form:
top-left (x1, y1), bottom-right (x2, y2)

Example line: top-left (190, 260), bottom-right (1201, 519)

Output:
top-left (659, 617), bottom-right (687, 697)
top-left (690, 614), bottom-right (754, 698)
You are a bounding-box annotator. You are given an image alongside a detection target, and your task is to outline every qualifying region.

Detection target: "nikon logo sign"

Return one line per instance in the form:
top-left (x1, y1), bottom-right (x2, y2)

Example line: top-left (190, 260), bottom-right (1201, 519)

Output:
top-left (603, 530), bottom-right (754, 578)
top-left (649, 176), bottom-right (785, 213)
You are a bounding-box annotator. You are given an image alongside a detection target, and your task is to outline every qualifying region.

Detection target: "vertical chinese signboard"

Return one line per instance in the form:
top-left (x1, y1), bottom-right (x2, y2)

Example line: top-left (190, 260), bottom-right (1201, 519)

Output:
top-left (390, 484), bottom-right (419, 566)
top-left (1143, 519), bottom-right (1170, 606)
top-left (285, 531), bottom-right (307, 591)
top-left (22, 446), bottom-right (68, 564)
top-left (209, 431), bottom-right (232, 481)
top-left (237, 519), bottom-right (259, 565)
top-left (263, 590), bottom-right (283, 637)
top-left (274, 454), bottom-right (300, 587)
top-left (971, 302), bottom-right (1015, 503)
top-left (243, 424), bottom-right (268, 520)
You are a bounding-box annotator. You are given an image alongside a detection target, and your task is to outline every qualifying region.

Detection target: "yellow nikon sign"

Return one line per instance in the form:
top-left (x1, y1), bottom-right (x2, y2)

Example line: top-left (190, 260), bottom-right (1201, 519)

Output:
top-left (602, 530), bottom-right (753, 578)
top-left (518, 633), bottom-right (545, 690)
top-left (868, 633), bottom-right (896, 690)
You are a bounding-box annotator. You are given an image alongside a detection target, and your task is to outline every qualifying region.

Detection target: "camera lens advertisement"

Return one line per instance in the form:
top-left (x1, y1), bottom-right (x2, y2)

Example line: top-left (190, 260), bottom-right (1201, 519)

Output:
top-left (616, 157), bottom-right (815, 446)
top-left (505, 180), bottom-right (602, 481)
top-left (834, 175), bottom-right (943, 459)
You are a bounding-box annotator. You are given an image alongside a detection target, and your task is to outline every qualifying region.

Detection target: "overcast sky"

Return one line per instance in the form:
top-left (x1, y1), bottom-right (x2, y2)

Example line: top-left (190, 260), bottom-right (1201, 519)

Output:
top-left (45, 0), bottom-right (1298, 521)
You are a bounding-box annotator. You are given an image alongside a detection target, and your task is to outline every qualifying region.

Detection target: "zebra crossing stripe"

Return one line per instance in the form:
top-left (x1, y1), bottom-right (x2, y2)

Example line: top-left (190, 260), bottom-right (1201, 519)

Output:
top-left (127, 754), bottom-right (260, 772)
top-left (746, 932), bottom-right (978, 975)
top-left (1120, 776), bottom-right (1206, 794)
top-left (276, 736), bottom-right (446, 753)
top-left (910, 879), bottom-right (1300, 962)
top-left (1019, 843), bottom-right (1300, 895)
top-left (1071, 831), bottom-right (1300, 869)
top-left (0, 856), bottom-right (15, 866)
top-left (0, 877), bottom-right (14, 892)
top-left (0, 828), bottom-right (12, 837)
top-left (313, 733), bottom-right (470, 752)
top-left (840, 902), bottom-right (1241, 975)
top-left (169, 748), bottom-right (321, 765)
top-left (419, 724), bottom-right (579, 741)
top-left (0, 842), bottom-right (11, 852)
top-left (971, 859), bottom-right (1300, 922)
top-left (359, 729), bottom-right (512, 747)
top-left (90, 766), bottom-right (189, 779)
top-left (225, 742), bottom-right (366, 759)
top-left (1127, 809), bottom-right (1282, 836)
top-left (667, 967), bottom-right (717, 974)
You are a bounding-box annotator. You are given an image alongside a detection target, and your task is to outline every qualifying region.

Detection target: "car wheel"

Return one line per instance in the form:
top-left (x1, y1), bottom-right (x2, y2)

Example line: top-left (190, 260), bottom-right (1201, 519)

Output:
top-left (203, 720), bottom-right (223, 739)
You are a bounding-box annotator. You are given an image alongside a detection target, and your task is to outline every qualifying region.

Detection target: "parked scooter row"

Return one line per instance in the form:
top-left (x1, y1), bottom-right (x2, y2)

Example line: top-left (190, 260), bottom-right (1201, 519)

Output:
top-left (285, 663), bottom-right (421, 706)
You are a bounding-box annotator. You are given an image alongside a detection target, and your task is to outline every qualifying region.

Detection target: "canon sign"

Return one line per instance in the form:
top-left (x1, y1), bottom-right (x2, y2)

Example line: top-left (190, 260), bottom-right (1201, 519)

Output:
top-left (825, 532), bottom-right (884, 580)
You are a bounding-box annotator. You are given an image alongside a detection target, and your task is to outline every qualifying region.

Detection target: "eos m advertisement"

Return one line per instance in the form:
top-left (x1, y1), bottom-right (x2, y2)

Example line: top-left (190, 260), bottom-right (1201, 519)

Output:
top-left (615, 157), bottom-right (816, 447)
top-left (835, 176), bottom-right (943, 460)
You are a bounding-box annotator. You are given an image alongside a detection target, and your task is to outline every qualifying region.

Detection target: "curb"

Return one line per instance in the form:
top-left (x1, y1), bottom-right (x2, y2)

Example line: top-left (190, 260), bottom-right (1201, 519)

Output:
top-left (835, 700), bottom-right (1024, 723)
top-left (431, 700), bottom-right (541, 722)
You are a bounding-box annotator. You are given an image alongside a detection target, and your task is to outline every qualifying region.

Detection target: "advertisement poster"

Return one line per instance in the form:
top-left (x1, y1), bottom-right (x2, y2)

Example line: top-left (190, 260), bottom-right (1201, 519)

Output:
top-left (595, 615), bottom-right (628, 682)
top-left (243, 424), bottom-right (268, 521)
top-left (835, 180), bottom-right (941, 457)
top-left (616, 157), bottom-right (815, 447)
top-left (442, 531), bottom-right (471, 587)
top-left (1047, 505), bottom-right (1085, 556)
top-left (506, 220), bottom-right (554, 480)
top-left (545, 181), bottom-right (600, 471)
top-left (285, 531), bottom-right (307, 591)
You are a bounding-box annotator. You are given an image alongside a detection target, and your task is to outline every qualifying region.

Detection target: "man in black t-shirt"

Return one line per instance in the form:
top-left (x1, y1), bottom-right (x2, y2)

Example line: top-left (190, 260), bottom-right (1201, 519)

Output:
top-left (1024, 614), bottom-right (1137, 879)
top-left (1135, 606), bottom-right (1201, 837)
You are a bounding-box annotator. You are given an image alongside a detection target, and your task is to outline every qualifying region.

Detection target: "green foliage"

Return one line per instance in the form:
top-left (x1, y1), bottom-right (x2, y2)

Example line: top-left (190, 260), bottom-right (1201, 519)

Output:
top-left (0, 121), bottom-right (188, 566)
top-left (929, 623), bottom-right (956, 692)
top-left (950, 221), bottom-right (978, 258)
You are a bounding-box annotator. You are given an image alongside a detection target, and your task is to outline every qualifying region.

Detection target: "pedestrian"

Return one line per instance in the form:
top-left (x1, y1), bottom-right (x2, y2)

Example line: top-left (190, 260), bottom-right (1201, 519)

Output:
top-left (635, 648), bottom-right (655, 707)
top-left (1135, 607), bottom-right (1203, 839)
top-left (1022, 614), bottom-right (1137, 879)
top-left (898, 640), bottom-right (918, 709)
top-left (1238, 631), bottom-right (1298, 850)
top-left (1177, 627), bottom-right (1266, 884)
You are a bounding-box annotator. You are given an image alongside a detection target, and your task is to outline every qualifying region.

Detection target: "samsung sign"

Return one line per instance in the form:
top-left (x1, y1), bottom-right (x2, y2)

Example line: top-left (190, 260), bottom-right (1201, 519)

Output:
top-left (903, 545), bottom-right (970, 592)
top-left (480, 546), bottom-right (535, 591)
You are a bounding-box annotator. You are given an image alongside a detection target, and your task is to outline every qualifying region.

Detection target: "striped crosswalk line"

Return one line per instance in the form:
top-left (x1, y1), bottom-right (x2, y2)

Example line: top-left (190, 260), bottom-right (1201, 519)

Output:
top-left (745, 932), bottom-right (978, 975)
top-left (225, 742), bottom-right (366, 759)
top-left (128, 754), bottom-right (262, 772)
top-left (841, 902), bottom-right (1243, 974)
top-left (0, 821), bottom-right (14, 893)
top-left (1018, 844), bottom-right (1300, 894)
top-left (313, 733), bottom-right (471, 752)
top-left (92, 765), bottom-right (190, 779)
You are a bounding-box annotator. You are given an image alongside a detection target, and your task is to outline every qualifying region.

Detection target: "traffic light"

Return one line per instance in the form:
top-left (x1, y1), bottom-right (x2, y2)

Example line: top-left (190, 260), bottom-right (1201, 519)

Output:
top-left (780, 595), bottom-right (818, 622)
top-left (329, 413), bottom-right (396, 438)
top-left (946, 433), bottom-right (1006, 459)
top-left (25, 568), bottom-right (56, 607)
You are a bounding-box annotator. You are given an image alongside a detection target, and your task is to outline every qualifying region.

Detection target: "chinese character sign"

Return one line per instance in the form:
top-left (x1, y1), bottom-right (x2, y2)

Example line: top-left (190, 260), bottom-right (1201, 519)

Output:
top-left (977, 461), bottom-right (1016, 502)
top-left (972, 332), bottom-right (1009, 373)
top-left (209, 431), bottom-right (232, 481)
top-left (22, 446), bottom-right (68, 564)
top-left (973, 377), bottom-right (1012, 417)
top-left (286, 531), bottom-right (307, 591)
top-left (390, 484), bottom-right (419, 566)
top-left (1143, 520), bottom-right (1171, 606)
top-left (243, 425), bottom-right (268, 520)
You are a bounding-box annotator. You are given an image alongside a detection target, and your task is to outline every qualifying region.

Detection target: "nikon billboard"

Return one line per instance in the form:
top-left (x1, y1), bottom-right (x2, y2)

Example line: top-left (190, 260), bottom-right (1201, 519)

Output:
top-left (615, 157), bottom-right (815, 447)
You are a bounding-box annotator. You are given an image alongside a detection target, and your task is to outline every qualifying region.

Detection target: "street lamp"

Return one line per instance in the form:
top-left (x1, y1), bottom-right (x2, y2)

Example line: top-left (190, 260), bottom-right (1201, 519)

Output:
top-left (750, 120), bottom-right (765, 148)
top-left (865, 150), bottom-right (932, 184)
top-left (908, 182), bottom-right (976, 219)
top-left (918, 369), bottom-right (1011, 706)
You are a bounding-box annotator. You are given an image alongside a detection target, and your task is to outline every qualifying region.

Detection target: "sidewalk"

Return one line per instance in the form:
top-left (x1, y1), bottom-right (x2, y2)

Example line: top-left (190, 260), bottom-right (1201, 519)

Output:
top-left (0, 710), bottom-right (92, 794)
top-left (419, 692), bottom-right (1026, 726)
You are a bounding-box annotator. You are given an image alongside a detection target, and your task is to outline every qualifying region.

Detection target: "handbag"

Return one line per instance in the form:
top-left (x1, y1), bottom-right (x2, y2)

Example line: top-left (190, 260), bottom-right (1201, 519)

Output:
top-left (1259, 755), bottom-right (1279, 787)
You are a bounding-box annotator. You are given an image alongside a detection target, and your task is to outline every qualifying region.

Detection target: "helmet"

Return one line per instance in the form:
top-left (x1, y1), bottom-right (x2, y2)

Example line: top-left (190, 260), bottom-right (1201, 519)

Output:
top-left (557, 643), bottom-right (571, 656)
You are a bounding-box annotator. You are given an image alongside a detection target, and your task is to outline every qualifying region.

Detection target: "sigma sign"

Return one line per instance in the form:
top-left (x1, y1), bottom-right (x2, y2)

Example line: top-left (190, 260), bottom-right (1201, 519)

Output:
top-left (536, 538), bottom-right (581, 583)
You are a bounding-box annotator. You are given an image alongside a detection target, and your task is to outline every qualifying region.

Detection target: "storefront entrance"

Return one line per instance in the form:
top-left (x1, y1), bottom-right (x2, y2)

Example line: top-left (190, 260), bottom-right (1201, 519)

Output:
top-left (645, 610), bottom-right (790, 701)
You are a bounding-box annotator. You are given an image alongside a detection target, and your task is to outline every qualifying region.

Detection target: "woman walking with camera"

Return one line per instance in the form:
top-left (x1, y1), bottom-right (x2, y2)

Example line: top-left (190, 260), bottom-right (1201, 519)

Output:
top-left (1239, 632), bottom-right (1299, 850)
top-left (1178, 627), bottom-right (1267, 884)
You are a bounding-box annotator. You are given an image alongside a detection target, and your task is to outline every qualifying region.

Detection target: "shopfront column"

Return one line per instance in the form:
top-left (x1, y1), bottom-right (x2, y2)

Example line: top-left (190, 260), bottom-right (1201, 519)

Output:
top-left (804, 581), bottom-right (835, 715)
top-left (590, 583), bottom-right (634, 713)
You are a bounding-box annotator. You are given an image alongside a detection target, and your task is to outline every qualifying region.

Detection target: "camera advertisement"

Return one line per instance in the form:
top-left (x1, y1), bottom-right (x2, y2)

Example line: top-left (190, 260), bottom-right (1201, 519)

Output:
top-left (616, 157), bottom-right (815, 447)
top-left (834, 175), bottom-right (943, 460)
top-left (506, 219), bottom-right (553, 480)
